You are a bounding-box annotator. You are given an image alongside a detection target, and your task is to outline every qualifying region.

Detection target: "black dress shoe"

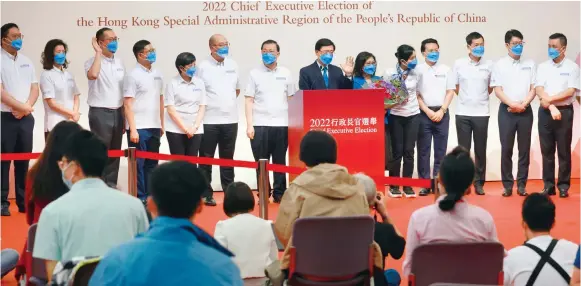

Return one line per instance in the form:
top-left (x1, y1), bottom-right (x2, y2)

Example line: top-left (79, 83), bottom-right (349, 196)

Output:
top-left (517, 188), bottom-right (528, 196)
top-left (204, 197), bottom-right (217, 206)
top-left (502, 189), bottom-right (512, 197)
top-left (18, 208), bottom-right (25, 213)
top-left (559, 189), bottom-right (569, 198)
top-left (419, 188), bottom-right (431, 196)
top-left (1, 208), bottom-right (10, 216)
top-left (541, 188), bottom-right (556, 196)
top-left (474, 185), bottom-right (485, 195)
top-left (273, 196), bottom-right (282, 204)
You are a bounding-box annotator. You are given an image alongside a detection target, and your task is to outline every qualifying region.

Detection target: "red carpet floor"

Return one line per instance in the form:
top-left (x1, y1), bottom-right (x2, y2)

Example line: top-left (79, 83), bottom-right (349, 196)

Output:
top-left (1, 179), bottom-right (579, 285)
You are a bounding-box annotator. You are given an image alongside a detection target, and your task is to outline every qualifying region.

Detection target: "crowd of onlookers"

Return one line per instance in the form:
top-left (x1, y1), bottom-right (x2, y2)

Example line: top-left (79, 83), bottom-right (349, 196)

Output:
top-left (1, 124), bottom-right (580, 286)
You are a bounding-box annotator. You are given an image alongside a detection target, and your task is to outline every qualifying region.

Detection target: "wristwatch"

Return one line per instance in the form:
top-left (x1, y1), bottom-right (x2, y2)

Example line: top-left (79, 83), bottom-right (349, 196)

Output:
top-left (440, 107), bottom-right (448, 114)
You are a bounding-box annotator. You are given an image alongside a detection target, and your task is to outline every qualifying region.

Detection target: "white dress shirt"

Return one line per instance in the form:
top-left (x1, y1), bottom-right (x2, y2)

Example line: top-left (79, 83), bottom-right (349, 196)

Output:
top-left (383, 68), bottom-right (420, 117)
top-left (0, 48), bottom-right (37, 112)
top-left (40, 67), bottom-right (80, 131)
top-left (535, 58), bottom-right (580, 106)
top-left (163, 75), bottom-right (207, 134)
top-left (245, 65), bottom-right (296, 127)
top-left (84, 55), bottom-right (125, 109)
top-left (416, 62), bottom-right (451, 107)
top-left (490, 56), bottom-right (536, 102)
top-left (448, 57), bottom-right (493, 116)
top-left (504, 235), bottom-right (578, 286)
top-left (123, 64), bottom-right (164, 129)
top-left (197, 56), bottom-right (240, 124)
top-left (214, 214), bottom-right (278, 279)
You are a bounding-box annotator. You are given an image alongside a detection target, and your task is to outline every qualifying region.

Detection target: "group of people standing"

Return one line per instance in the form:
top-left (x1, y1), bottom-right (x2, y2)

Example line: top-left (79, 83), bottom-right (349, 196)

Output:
top-left (0, 21), bottom-right (579, 217)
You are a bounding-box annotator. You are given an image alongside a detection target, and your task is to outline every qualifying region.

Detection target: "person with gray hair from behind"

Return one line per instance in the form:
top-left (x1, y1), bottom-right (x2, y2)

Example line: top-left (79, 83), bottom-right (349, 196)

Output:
top-left (354, 173), bottom-right (406, 286)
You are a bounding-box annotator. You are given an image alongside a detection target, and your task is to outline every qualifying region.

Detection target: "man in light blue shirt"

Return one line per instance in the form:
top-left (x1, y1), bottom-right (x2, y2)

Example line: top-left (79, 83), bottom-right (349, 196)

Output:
top-left (90, 161), bottom-right (243, 286)
top-left (33, 130), bottom-right (149, 280)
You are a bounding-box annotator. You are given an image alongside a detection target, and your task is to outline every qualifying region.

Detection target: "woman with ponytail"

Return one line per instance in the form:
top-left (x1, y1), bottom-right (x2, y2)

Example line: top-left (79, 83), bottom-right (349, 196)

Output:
top-left (402, 146), bottom-right (500, 276)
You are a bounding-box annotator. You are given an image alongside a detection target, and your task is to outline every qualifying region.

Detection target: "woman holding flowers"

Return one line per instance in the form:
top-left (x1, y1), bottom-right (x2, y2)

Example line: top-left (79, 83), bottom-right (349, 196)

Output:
top-left (353, 51), bottom-right (392, 172)
top-left (383, 44), bottom-right (420, 199)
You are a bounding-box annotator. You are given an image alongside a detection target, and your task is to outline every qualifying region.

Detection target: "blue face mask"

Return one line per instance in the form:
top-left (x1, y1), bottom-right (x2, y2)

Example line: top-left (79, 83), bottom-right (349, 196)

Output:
top-left (10, 38), bottom-right (22, 51)
top-left (106, 41), bottom-right (118, 53)
top-left (363, 64), bottom-right (376, 75)
top-left (548, 47), bottom-right (561, 60)
top-left (426, 51), bottom-right (440, 63)
top-left (406, 59), bottom-right (418, 70)
top-left (146, 51), bottom-right (156, 63)
top-left (262, 53), bottom-right (277, 65)
top-left (319, 53), bottom-right (333, 65)
top-left (61, 163), bottom-right (74, 189)
top-left (54, 53), bottom-right (66, 65)
top-left (471, 46), bottom-right (485, 57)
top-left (216, 46), bottom-right (229, 58)
top-left (511, 44), bottom-right (523, 56)
top-left (185, 66), bottom-right (197, 77)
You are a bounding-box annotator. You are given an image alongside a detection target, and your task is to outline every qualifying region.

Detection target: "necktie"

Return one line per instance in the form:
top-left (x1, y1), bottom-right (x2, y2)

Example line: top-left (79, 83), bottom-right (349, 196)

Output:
top-left (322, 66), bottom-right (329, 88)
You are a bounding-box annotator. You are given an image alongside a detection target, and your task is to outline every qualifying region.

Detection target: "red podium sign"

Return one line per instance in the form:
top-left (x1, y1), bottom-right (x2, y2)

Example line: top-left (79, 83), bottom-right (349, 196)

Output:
top-left (288, 89), bottom-right (386, 186)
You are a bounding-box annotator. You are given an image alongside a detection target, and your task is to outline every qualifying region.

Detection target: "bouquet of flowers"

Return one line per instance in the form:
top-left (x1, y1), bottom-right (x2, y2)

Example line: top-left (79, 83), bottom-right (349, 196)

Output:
top-left (370, 74), bottom-right (409, 106)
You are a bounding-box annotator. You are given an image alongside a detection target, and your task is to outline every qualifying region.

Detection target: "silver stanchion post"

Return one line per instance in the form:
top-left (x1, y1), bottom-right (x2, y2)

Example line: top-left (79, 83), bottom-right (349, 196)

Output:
top-left (258, 159), bottom-right (269, 219)
top-left (127, 147), bottom-right (138, 197)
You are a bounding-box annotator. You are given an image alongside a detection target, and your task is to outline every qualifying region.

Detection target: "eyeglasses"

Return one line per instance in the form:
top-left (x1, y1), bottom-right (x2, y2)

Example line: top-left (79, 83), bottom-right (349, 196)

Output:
top-left (510, 41), bottom-right (525, 46)
top-left (104, 37), bottom-right (119, 42)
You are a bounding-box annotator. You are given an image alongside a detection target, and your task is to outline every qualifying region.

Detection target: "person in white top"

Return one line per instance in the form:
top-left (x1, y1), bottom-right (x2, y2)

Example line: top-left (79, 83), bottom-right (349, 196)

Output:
top-left (164, 52), bottom-right (207, 159)
top-left (197, 34), bottom-right (240, 207)
top-left (490, 30), bottom-right (537, 197)
top-left (214, 182), bottom-right (278, 280)
top-left (535, 33), bottom-right (580, 198)
top-left (245, 40), bottom-right (296, 202)
top-left (415, 38), bottom-right (455, 197)
top-left (504, 193), bottom-right (578, 286)
top-left (383, 44), bottom-right (420, 198)
top-left (40, 39), bottom-right (81, 140)
top-left (85, 27), bottom-right (125, 188)
top-left (448, 32), bottom-right (493, 196)
top-left (0, 23), bottom-right (39, 216)
top-left (123, 40), bottom-right (164, 202)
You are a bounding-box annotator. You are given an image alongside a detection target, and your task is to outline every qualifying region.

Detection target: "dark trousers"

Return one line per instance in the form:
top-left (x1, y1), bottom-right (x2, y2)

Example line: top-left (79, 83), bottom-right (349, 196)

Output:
top-left (89, 107), bottom-right (124, 187)
top-left (384, 124), bottom-right (392, 171)
top-left (166, 132), bottom-right (202, 157)
top-left (456, 115), bottom-right (489, 186)
top-left (127, 128), bottom-right (161, 200)
top-left (388, 114), bottom-right (420, 184)
top-left (1, 112), bottom-right (34, 209)
top-left (538, 105), bottom-right (574, 191)
top-left (199, 123), bottom-right (238, 198)
top-left (498, 104), bottom-right (533, 189)
top-left (417, 108), bottom-right (450, 180)
top-left (250, 126), bottom-right (288, 199)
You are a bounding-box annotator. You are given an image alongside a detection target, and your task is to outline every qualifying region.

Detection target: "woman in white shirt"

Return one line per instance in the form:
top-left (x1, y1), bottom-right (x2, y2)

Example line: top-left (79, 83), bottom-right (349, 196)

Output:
top-left (39, 39), bottom-right (80, 141)
top-left (384, 44), bottom-right (421, 199)
top-left (214, 182), bottom-right (278, 280)
top-left (164, 52), bottom-right (207, 158)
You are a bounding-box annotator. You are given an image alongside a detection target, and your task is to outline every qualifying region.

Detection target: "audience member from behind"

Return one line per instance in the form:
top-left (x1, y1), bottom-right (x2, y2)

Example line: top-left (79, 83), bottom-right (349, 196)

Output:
top-left (403, 146), bottom-right (500, 276)
top-left (90, 161), bottom-right (243, 286)
top-left (274, 130), bottom-right (384, 283)
top-left (504, 194), bottom-right (578, 286)
top-left (214, 182), bottom-right (278, 280)
top-left (354, 173), bottom-right (406, 267)
top-left (33, 130), bottom-right (149, 280)
top-left (14, 121), bottom-right (82, 282)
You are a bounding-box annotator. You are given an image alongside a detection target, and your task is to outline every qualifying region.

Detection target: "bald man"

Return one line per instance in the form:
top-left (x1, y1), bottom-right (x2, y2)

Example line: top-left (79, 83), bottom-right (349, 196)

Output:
top-left (197, 34), bottom-right (240, 206)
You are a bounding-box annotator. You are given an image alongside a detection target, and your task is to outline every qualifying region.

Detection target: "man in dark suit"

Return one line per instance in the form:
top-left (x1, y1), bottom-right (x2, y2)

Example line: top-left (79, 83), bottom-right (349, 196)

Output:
top-left (299, 38), bottom-right (354, 90)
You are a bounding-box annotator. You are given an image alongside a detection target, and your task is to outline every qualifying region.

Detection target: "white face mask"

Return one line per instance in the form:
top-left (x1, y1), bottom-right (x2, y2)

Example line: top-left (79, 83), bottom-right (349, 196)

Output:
top-left (61, 162), bottom-right (75, 189)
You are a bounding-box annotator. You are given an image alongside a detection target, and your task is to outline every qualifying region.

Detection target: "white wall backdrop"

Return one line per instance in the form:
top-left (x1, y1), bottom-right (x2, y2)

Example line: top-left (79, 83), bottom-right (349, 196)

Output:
top-left (1, 1), bottom-right (580, 192)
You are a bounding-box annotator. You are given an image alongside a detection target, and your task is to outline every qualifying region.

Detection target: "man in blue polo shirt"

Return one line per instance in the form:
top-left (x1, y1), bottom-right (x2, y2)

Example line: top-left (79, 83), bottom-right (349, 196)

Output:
top-left (89, 161), bottom-right (243, 286)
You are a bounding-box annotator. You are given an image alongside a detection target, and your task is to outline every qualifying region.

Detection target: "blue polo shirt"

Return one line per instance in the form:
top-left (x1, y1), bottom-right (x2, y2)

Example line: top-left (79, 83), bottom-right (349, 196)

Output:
top-left (89, 216), bottom-right (243, 286)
